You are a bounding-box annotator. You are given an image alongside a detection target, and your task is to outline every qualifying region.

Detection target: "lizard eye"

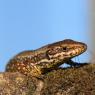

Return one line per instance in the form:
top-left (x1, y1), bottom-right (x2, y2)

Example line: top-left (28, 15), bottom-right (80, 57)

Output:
top-left (63, 47), bottom-right (68, 51)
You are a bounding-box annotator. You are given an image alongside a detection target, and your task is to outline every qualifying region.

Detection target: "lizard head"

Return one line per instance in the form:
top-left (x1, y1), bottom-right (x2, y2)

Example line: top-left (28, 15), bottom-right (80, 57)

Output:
top-left (47, 39), bottom-right (87, 61)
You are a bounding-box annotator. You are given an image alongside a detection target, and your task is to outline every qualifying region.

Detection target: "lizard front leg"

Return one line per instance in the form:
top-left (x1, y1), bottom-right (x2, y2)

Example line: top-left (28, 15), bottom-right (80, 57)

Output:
top-left (66, 59), bottom-right (88, 67)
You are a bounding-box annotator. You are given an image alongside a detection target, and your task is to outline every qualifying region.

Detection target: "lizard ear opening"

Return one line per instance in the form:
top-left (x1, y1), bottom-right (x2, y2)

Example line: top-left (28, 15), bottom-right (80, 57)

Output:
top-left (46, 50), bottom-right (50, 60)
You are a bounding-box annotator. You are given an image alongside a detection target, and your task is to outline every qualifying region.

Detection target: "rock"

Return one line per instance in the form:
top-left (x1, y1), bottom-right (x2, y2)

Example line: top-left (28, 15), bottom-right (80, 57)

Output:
top-left (0, 63), bottom-right (95, 95)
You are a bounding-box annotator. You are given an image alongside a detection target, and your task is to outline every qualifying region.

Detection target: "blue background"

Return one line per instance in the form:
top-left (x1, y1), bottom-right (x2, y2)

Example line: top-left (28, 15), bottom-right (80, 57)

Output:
top-left (0, 0), bottom-right (90, 71)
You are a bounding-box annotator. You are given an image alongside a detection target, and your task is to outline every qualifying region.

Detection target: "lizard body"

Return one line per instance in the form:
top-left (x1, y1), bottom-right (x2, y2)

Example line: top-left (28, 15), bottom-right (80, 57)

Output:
top-left (6, 39), bottom-right (87, 77)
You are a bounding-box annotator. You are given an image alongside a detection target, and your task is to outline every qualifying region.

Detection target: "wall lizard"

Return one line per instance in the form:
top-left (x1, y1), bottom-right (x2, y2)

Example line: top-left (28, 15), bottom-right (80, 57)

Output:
top-left (5, 39), bottom-right (87, 77)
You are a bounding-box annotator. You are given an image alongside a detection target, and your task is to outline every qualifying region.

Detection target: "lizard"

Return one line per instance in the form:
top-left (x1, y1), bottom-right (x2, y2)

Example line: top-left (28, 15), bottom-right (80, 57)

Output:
top-left (5, 39), bottom-right (87, 77)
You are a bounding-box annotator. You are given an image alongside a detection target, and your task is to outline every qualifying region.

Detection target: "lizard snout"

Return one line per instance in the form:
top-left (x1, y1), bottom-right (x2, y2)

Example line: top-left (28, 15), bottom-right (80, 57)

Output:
top-left (79, 43), bottom-right (87, 53)
top-left (68, 42), bottom-right (87, 58)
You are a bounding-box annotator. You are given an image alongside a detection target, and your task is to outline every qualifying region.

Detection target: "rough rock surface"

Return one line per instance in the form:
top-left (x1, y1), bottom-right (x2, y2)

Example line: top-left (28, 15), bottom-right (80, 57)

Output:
top-left (0, 63), bottom-right (95, 95)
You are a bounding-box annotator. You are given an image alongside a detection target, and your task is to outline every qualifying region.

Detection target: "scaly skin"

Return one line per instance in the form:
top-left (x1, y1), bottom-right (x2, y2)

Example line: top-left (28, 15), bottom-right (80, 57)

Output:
top-left (5, 39), bottom-right (87, 77)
